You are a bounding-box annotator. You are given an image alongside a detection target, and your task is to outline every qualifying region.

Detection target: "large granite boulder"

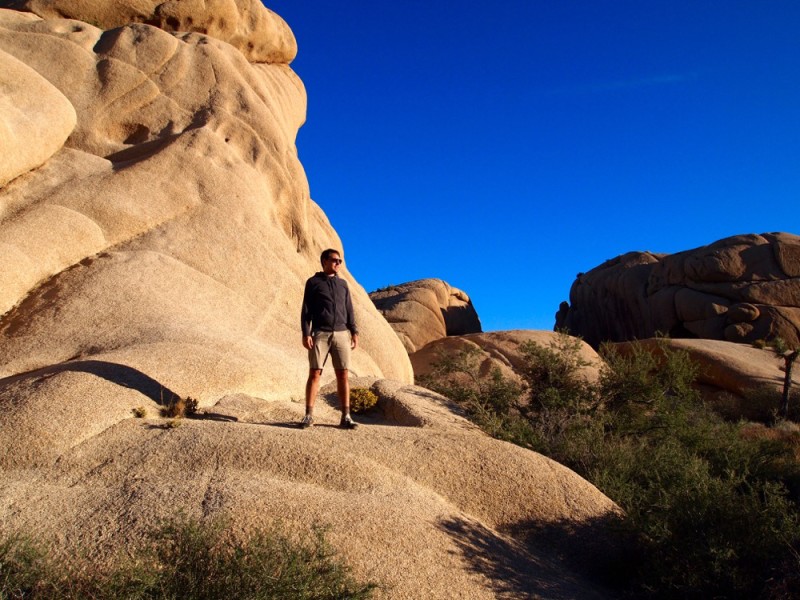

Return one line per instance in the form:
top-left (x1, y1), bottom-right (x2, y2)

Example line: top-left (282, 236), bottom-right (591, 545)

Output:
top-left (556, 233), bottom-right (800, 348)
top-left (0, 6), bottom-right (620, 596)
top-left (0, 7), bottom-right (411, 404)
top-left (0, 47), bottom-right (75, 185)
top-left (370, 278), bottom-right (482, 353)
top-left (1, 0), bottom-right (295, 62)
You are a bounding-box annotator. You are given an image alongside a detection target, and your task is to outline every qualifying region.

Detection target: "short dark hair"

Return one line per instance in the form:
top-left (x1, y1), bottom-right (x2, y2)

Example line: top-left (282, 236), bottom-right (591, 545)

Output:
top-left (320, 248), bottom-right (341, 266)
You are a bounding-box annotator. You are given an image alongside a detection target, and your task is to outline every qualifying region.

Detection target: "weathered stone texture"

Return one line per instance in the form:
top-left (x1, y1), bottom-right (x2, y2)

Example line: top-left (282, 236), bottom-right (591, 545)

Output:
top-left (0, 0), bottom-right (296, 62)
top-left (370, 278), bottom-right (482, 353)
top-left (557, 233), bottom-right (800, 348)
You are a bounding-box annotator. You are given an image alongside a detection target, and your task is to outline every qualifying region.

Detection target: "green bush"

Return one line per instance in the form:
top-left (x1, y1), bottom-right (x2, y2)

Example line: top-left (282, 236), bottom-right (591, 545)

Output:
top-left (416, 347), bottom-right (530, 443)
top-left (419, 334), bottom-right (800, 598)
top-left (0, 517), bottom-right (376, 600)
top-left (518, 334), bottom-right (597, 415)
top-left (349, 388), bottom-right (378, 414)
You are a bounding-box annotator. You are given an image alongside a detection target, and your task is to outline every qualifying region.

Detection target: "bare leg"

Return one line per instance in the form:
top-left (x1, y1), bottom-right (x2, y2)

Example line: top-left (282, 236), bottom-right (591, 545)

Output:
top-left (305, 369), bottom-right (322, 415)
top-left (335, 368), bottom-right (350, 415)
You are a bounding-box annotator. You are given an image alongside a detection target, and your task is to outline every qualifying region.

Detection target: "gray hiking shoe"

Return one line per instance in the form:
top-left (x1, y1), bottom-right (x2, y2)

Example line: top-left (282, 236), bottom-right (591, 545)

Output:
top-left (299, 414), bottom-right (314, 429)
top-left (340, 414), bottom-right (358, 430)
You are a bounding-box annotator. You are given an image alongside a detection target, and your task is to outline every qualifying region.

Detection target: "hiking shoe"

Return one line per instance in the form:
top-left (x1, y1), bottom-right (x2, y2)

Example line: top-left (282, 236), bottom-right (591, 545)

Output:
top-left (299, 414), bottom-right (314, 429)
top-left (340, 414), bottom-right (358, 430)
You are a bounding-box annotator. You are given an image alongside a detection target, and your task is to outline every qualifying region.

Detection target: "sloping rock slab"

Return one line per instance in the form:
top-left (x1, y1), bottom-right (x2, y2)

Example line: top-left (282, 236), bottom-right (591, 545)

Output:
top-left (0, 380), bottom-right (620, 599)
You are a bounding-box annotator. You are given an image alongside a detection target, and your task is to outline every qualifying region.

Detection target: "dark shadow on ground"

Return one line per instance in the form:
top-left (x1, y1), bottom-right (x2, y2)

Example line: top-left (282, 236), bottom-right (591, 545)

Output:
top-left (192, 412), bottom-right (239, 423)
top-left (439, 514), bottom-right (631, 599)
top-left (0, 360), bottom-right (179, 405)
top-left (248, 421), bottom-right (352, 430)
top-left (506, 514), bottom-right (636, 594)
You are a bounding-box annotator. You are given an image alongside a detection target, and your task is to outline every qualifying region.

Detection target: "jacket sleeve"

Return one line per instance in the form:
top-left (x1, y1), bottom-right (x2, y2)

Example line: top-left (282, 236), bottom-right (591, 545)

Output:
top-left (345, 283), bottom-right (358, 335)
top-left (300, 279), bottom-right (313, 337)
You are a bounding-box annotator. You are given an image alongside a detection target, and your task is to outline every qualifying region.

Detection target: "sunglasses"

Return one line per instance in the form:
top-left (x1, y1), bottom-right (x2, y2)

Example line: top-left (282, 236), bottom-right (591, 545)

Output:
top-left (328, 258), bottom-right (343, 265)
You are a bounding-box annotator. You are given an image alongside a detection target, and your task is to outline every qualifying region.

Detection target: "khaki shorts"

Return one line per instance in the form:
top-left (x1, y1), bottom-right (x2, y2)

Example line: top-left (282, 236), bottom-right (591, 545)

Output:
top-left (309, 330), bottom-right (351, 370)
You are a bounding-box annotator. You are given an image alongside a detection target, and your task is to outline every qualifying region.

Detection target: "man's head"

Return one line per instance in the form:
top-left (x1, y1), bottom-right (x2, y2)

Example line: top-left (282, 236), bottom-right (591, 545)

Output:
top-left (320, 248), bottom-right (343, 275)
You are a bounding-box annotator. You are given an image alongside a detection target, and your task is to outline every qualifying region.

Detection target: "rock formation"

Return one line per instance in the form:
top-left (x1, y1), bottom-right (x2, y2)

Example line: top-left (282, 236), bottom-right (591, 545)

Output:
top-left (370, 278), bottom-right (482, 353)
top-left (556, 233), bottom-right (800, 348)
top-left (0, 5), bottom-right (412, 399)
top-left (2, 0), bottom-right (295, 62)
top-left (0, 4), bottom-right (620, 596)
top-left (411, 329), bottom-right (602, 386)
top-left (0, 47), bottom-right (75, 185)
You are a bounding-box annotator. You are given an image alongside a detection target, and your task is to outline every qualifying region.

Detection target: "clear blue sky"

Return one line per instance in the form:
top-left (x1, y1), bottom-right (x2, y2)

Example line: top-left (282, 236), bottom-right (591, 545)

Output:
top-left (265, 1), bottom-right (800, 332)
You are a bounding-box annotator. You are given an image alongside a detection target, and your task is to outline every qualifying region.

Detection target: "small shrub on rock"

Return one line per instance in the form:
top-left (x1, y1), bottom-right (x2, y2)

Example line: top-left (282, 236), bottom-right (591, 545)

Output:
top-left (131, 406), bottom-right (147, 418)
top-left (184, 396), bottom-right (199, 415)
top-left (350, 388), bottom-right (378, 414)
top-left (161, 396), bottom-right (199, 418)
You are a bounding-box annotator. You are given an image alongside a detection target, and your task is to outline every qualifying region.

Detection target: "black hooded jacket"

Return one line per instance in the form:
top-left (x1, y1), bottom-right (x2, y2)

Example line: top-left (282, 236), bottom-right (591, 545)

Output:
top-left (300, 272), bottom-right (358, 337)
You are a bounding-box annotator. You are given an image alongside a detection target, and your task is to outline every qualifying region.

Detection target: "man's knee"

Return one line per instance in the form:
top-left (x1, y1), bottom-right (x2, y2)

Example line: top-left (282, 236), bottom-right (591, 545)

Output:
top-left (307, 369), bottom-right (322, 381)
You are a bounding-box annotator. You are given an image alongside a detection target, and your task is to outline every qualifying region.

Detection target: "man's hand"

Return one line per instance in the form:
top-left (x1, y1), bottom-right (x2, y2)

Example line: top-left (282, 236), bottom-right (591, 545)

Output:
top-left (351, 333), bottom-right (359, 350)
top-left (303, 335), bottom-right (313, 350)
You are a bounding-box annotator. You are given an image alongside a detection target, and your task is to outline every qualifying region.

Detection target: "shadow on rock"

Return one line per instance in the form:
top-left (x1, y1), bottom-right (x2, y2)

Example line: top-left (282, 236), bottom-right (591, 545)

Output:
top-left (440, 515), bottom-right (630, 599)
top-left (2, 360), bottom-right (179, 405)
top-left (192, 412), bottom-right (239, 423)
top-left (508, 514), bottom-right (637, 594)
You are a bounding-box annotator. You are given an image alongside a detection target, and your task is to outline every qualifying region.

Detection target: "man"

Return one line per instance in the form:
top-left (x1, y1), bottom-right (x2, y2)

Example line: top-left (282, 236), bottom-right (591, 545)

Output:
top-left (300, 248), bottom-right (359, 429)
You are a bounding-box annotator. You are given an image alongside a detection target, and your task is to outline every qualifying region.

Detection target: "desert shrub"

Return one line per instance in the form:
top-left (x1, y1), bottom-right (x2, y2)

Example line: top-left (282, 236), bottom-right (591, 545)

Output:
top-left (0, 535), bottom-right (54, 599)
top-left (596, 341), bottom-right (700, 442)
top-left (161, 396), bottom-right (198, 418)
top-left (591, 343), bottom-right (800, 597)
top-left (161, 395), bottom-right (185, 418)
top-left (511, 335), bottom-right (605, 465)
top-left (518, 334), bottom-right (598, 415)
top-left (419, 335), bottom-right (800, 598)
top-left (0, 517), bottom-right (376, 599)
top-left (417, 347), bottom-right (525, 415)
top-left (132, 406), bottom-right (147, 418)
top-left (147, 518), bottom-right (376, 600)
top-left (349, 388), bottom-right (378, 414)
top-left (184, 397), bottom-right (199, 415)
top-left (417, 347), bottom-right (531, 443)
top-left (589, 416), bottom-right (800, 598)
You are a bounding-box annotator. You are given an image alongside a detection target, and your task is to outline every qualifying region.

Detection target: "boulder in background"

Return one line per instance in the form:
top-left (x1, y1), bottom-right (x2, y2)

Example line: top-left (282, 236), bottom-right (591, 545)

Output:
top-left (370, 278), bottom-right (482, 353)
top-left (556, 233), bottom-right (800, 348)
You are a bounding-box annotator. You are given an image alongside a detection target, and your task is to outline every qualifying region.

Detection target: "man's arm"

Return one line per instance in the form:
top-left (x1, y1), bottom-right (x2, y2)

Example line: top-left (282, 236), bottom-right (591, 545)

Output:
top-left (300, 279), bottom-right (313, 345)
top-left (344, 283), bottom-right (358, 349)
